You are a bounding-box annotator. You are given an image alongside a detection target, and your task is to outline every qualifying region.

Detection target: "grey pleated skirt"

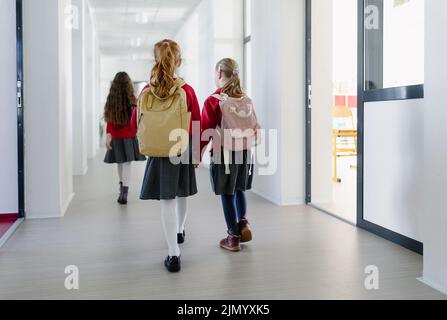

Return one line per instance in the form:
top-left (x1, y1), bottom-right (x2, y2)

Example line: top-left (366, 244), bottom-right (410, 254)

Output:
top-left (140, 144), bottom-right (198, 201)
top-left (104, 137), bottom-right (147, 164)
top-left (210, 150), bottom-right (254, 196)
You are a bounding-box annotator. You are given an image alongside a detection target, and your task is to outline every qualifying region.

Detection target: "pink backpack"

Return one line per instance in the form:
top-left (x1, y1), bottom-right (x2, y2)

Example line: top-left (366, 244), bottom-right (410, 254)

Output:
top-left (212, 93), bottom-right (261, 174)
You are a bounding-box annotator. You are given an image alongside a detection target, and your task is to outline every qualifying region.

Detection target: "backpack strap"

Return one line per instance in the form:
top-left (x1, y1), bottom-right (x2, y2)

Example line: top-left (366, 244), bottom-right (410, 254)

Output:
top-left (223, 149), bottom-right (231, 175)
top-left (137, 87), bottom-right (151, 126)
top-left (212, 93), bottom-right (229, 101)
top-left (169, 78), bottom-right (186, 95)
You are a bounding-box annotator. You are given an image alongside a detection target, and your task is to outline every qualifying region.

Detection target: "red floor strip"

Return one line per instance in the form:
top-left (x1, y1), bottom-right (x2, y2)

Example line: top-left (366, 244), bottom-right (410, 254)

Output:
top-left (0, 214), bottom-right (19, 239)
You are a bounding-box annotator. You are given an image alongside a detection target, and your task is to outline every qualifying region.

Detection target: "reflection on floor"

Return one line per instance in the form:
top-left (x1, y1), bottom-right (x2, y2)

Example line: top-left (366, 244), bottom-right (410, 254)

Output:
top-left (0, 151), bottom-right (444, 300)
top-left (314, 156), bottom-right (357, 224)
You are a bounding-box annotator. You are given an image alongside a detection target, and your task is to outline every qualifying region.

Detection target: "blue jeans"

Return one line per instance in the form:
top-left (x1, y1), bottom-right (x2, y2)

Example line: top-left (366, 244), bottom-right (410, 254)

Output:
top-left (220, 191), bottom-right (247, 236)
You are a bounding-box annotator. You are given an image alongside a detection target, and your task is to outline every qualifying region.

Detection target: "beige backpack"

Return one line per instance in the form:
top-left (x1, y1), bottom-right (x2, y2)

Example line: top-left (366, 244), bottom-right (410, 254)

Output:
top-left (137, 79), bottom-right (191, 157)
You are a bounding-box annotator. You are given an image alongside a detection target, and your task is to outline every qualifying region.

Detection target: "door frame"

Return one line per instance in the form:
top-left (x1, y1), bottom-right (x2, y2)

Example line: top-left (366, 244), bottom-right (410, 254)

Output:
top-left (356, 0), bottom-right (423, 254)
top-left (16, 0), bottom-right (25, 218)
top-left (304, 0), bottom-right (423, 254)
top-left (305, 0), bottom-right (312, 205)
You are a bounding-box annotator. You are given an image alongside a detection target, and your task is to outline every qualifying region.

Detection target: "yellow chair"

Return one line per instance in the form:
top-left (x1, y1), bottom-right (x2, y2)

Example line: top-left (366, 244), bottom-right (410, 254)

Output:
top-left (332, 105), bottom-right (357, 183)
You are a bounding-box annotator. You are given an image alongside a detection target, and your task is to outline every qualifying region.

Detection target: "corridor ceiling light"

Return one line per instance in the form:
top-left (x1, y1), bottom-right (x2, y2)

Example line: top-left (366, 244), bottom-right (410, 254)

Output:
top-left (130, 53), bottom-right (153, 61)
top-left (155, 8), bottom-right (188, 22)
top-left (130, 38), bottom-right (142, 48)
top-left (135, 12), bottom-right (150, 24)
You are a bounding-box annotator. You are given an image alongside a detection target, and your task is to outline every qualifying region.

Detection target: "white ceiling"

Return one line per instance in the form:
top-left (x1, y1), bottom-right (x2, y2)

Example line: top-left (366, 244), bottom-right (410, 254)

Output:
top-left (89, 0), bottom-right (202, 60)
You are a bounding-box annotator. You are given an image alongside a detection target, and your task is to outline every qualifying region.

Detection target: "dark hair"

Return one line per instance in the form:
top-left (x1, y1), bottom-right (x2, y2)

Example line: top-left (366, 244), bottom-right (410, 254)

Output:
top-left (104, 72), bottom-right (136, 125)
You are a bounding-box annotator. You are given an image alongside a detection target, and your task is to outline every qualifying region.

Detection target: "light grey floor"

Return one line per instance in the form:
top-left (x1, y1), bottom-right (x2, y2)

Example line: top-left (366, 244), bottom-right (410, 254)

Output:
top-left (0, 153), bottom-right (445, 300)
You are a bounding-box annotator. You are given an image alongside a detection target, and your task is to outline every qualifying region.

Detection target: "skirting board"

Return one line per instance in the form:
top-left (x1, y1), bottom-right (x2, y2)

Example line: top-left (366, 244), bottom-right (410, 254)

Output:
top-left (418, 277), bottom-right (447, 296)
top-left (0, 218), bottom-right (24, 248)
top-left (250, 189), bottom-right (303, 207)
top-left (309, 197), bottom-right (334, 205)
top-left (26, 213), bottom-right (63, 219)
top-left (281, 196), bottom-right (305, 206)
top-left (251, 188), bottom-right (281, 206)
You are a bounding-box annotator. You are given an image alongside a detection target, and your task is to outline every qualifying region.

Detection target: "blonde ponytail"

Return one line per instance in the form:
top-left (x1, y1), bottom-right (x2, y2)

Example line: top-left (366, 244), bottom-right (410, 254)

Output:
top-left (216, 58), bottom-right (244, 98)
top-left (150, 39), bottom-right (182, 98)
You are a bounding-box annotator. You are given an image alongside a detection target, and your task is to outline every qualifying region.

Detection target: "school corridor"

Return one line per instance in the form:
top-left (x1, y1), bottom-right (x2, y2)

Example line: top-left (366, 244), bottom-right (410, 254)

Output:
top-left (1, 0), bottom-right (447, 301)
top-left (0, 151), bottom-right (444, 300)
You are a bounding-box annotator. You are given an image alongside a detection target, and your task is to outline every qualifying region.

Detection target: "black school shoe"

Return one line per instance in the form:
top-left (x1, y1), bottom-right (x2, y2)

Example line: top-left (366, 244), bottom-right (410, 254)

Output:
top-left (164, 256), bottom-right (181, 273)
top-left (177, 230), bottom-right (186, 244)
top-left (118, 186), bottom-right (129, 205)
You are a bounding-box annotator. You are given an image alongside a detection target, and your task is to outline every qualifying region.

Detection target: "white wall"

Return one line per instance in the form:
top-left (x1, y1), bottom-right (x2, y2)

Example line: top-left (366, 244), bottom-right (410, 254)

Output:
top-left (422, 0), bottom-right (447, 295)
top-left (279, 0), bottom-right (306, 205)
top-left (364, 99), bottom-right (424, 241)
top-left (84, 5), bottom-right (96, 159)
top-left (0, 0), bottom-right (18, 214)
top-left (101, 57), bottom-right (152, 84)
top-left (24, 0), bottom-right (74, 218)
top-left (93, 32), bottom-right (101, 151)
top-left (59, 0), bottom-right (74, 214)
top-left (175, 0), bottom-right (244, 104)
top-left (310, 0), bottom-right (333, 204)
top-left (72, 0), bottom-right (88, 176)
top-left (249, 0), bottom-right (305, 205)
top-left (249, 0), bottom-right (282, 204)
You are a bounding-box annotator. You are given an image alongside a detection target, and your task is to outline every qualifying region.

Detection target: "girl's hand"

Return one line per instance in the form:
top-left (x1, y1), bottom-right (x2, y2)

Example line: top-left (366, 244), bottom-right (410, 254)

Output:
top-left (106, 134), bottom-right (113, 150)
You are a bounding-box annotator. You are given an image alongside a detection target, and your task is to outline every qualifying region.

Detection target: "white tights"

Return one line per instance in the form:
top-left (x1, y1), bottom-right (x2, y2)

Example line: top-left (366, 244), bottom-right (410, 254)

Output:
top-left (161, 197), bottom-right (188, 257)
top-left (117, 162), bottom-right (132, 187)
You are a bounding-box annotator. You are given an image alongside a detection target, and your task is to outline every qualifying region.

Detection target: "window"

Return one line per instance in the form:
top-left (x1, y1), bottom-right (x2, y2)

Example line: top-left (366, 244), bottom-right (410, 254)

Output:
top-left (243, 0), bottom-right (252, 96)
top-left (364, 0), bottom-right (424, 91)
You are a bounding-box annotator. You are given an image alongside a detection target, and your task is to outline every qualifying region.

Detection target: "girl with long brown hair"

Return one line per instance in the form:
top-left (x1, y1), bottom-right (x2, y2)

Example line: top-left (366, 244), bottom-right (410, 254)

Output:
top-left (137, 40), bottom-right (201, 273)
top-left (104, 72), bottom-right (146, 205)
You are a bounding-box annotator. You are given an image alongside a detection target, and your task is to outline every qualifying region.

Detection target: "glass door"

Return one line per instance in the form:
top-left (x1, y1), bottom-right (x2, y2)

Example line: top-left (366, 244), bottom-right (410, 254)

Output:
top-left (357, 0), bottom-right (424, 254)
top-left (306, 0), bottom-right (424, 254)
top-left (305, 0), bottom-right (359, 225)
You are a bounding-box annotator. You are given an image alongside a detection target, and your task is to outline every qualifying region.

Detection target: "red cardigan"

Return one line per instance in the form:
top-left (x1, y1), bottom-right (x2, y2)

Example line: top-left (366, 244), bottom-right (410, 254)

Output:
top-left (201, 88), bottom-right (223, 153)
top-left (106, 108), bottom-right (138, 140)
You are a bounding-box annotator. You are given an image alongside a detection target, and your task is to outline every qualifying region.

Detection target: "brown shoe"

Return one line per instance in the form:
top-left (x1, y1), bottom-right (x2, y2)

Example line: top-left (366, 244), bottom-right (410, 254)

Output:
top-left (220, 233), bottom-right (241, 252)
top-left (239, 219), bottom-right (253, 243)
